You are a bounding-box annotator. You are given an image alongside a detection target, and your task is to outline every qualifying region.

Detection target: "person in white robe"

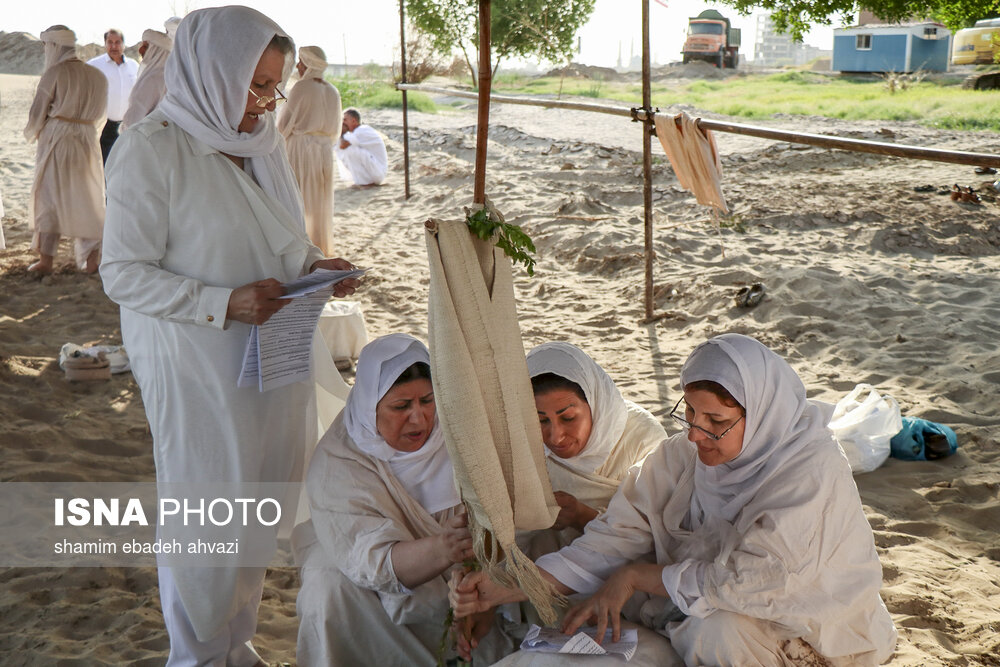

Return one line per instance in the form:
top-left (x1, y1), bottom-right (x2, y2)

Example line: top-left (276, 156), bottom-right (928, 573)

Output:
top-left (278, 46), bottom-right (342, 256)
top-left (120, 28), bottom-right (172, 131)
top-left (294, 334), bottom-right (513, 666)
top-left (24, 26), bottom-right (107, 274)
top-left (100, 7), bottom-right (358, 665)
top-left (452, 334), bottom-right (898, 666)
top-left (523, 341), bottom-right (666, 555)
top-left (334, 107), bottom-right (388, 186)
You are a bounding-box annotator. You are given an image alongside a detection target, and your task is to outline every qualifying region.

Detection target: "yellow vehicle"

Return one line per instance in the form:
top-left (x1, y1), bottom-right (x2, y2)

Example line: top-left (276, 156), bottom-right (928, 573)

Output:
top-left (951, 18), bottom-right (1000, 65)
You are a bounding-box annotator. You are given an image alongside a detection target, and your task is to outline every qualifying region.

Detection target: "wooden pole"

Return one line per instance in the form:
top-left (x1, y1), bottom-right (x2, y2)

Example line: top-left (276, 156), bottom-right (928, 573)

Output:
top-left (399, 0), bottom-right (411, 199)
top-left (474, 0), bottom-right (492, 205)
top-left (396, 83), bottom-right (1000, 169)
top-left (641, 0), bottom-right (654, 321)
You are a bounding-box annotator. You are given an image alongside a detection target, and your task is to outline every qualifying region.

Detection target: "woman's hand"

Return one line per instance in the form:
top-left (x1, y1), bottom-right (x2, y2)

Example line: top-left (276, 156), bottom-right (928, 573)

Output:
top-left (452, 608), bottom-right (495, 661)
top-left (448, 569), bottom-right (526, 618)
top-left (310, 257), bottom-right (361, 297)
top-left (561, 563), bottom-right (666, 643)
top-left (438, 510), bottom-right (474, 565)
top-left (552, 491), bottom-right (599, 532)
top-left (226, 278), bottom-right (289, 325)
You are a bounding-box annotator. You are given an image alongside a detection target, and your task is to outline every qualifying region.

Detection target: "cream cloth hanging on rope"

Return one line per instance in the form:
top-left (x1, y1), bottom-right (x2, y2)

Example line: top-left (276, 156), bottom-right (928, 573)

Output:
top-left (424, 201), bottom-right (563, 625)
top-left (654, 111), bottom-right (728, 214)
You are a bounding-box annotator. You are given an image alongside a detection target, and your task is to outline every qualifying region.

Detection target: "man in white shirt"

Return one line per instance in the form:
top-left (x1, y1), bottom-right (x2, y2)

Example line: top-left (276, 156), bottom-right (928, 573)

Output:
top-left (334, 108), bottom-right (388, 186)
top-left (87, 29), bottom-right (139, 163)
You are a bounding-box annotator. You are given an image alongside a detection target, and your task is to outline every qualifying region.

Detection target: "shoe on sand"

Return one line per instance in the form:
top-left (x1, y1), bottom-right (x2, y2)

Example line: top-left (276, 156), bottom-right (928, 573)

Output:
top-left (64, 351), bottom-right (111, 381)
top-left (735, 283), bottom-right (765, 308)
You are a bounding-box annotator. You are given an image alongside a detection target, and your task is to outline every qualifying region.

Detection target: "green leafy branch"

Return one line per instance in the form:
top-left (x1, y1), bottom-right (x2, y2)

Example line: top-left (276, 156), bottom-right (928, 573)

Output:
top-left (466, 208), bottom-right (537, 277)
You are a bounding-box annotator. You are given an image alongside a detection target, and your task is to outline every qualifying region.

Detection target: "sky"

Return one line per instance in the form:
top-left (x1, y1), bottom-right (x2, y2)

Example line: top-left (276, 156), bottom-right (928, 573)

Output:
top-left (3, 0), bottom-right (843, 68)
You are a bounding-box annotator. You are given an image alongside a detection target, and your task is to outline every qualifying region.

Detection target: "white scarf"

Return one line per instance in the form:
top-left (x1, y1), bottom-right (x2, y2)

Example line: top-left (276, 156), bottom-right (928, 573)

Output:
top-left (344, 334), bottom-right (460, 514)
top-left (40, 28), bottom-right (77, 70)
top-left (298, 46), bottom-right (328, 80)
top-left (137, 29), bottom-right (171, 79)
top-left (526, 342), bottom-right (628, 475)
top-left (681, 334), bottom-right (833, 524)
top-left (164, 17), bottom-right (182, 41)
top-left (158, 6), bottom-right (304, 228)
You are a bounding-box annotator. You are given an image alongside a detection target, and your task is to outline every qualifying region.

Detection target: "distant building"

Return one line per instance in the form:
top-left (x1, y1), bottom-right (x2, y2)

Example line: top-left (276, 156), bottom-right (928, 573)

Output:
top-left (832, 22), bottom-right (952, 72)
top-left (753, 14), bottom-right (831, 67)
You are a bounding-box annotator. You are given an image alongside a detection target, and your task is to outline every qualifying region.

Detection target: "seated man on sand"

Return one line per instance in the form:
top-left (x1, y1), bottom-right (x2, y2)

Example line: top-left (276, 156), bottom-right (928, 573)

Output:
top-left (293, 334), bottom-right (514, 666)
top-left (334, 107), bottom-right (388, 186)
top-left (451, 334), bottom-right (898, 667)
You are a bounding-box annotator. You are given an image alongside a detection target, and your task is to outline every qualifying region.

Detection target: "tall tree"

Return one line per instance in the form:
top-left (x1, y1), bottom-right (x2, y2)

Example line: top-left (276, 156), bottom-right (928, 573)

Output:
top-left (715, 0), bottom-right (999, 39)
top-left (406, 0), bottom-right (596, 82)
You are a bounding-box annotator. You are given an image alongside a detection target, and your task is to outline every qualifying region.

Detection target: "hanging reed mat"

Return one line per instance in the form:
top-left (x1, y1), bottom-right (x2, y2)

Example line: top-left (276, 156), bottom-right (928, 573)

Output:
top-left (424, 200), bottom-right (564, 625)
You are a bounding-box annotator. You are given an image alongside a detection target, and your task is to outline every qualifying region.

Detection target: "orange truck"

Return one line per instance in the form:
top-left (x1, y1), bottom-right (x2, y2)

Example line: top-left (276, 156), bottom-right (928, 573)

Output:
top-left (682, 9), bottom-right (741, 68)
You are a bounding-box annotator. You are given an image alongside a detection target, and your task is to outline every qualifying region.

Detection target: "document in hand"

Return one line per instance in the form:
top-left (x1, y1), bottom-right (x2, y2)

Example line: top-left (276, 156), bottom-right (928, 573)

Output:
top-left (520, 624), bottom-right (638, 661)
top-left (238, 268), bottom-right (366, 392)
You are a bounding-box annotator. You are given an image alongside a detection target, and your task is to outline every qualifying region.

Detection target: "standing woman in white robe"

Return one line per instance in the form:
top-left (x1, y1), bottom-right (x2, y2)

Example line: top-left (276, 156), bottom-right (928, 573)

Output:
top-left (100, 6), bottom-right (358, 665)
top-left (453, 334), bottom-right (897, 666)
top-left (120, 27), bottom-right (172, 131)
top-left (524, 341), bottom-right (666, 553)
top-left (278, 46), bottom-right (342, 256)
top-left (24, 26), bottom-right (107, 274)
top-left (294, 334), bottom-right (513, 666)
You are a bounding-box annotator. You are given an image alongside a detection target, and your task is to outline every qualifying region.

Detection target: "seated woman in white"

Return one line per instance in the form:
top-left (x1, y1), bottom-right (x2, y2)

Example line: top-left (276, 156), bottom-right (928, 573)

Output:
top-left (293, 333), bottom-right (512, 666)
top-left (452, 334), bottom-right (897, 667)
top-left (524, 341), bottom-right (666, 552)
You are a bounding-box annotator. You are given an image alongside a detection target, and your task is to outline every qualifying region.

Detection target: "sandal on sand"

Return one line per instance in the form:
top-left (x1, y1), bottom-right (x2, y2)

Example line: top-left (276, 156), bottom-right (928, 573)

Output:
top-left (735, 283), bottom-right (765, 308)
top-left (63, 350), bottom-right (111, 381)
top-left (974, 166), bottom-right (996, 175)
top-left (912, 184), bottom-right (934, 193)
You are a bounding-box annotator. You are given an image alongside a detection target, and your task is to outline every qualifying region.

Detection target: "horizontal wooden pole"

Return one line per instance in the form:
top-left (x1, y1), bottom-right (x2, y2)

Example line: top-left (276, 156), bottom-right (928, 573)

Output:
top-left (397, 83), bottom-right (1000, 168)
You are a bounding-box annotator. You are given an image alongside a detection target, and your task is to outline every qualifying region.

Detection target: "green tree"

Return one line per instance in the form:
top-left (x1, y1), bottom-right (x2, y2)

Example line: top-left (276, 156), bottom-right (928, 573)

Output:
top-left (714, 0), bottom-right (999, 40)
top-left (406, 0), bottom-right (596, 83)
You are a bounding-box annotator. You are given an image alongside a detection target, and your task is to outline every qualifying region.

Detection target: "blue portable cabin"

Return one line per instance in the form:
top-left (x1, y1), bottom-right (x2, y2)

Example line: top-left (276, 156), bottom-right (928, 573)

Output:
top-left (832, 22), bottom-right (952, 72)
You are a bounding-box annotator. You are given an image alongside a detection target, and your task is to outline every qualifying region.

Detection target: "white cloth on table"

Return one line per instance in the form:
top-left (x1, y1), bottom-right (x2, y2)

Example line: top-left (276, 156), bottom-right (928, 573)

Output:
top-left (318, 300), bottom-right (367, 361)
top-left (121, 29), bottom-right (172, 131)
top-left (278, 73), bottom-right (342, 254)
top-left (100, 6), bottom-right (346, 659)
top-left (335, 124), bottom-right (387, 185)
top-left (25, 34), bottom-right (106, 250)
top-left (537, 334), bottom-right (897, 666)
top-left (86, 53), bottom-right (139, 121)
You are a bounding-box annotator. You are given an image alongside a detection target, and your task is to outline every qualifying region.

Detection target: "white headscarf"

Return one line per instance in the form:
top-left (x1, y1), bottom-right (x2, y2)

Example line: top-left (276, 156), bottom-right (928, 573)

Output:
top-left (137, 29), bottom-right (172, 78)
top-left (164, 17), bottom-right (182, 41)
top-left (40, 27), bottom-right (77, 71)
top-left (298, 46), bottom-right (328, 80)
top-left (680, 333), bottom-right (833, 523)
top-left (344, 334), bottom-right (460, 514)
top-left (158, 6), bottom-right (304, 227)
top-left (526, 342), bottom-right (629, 475)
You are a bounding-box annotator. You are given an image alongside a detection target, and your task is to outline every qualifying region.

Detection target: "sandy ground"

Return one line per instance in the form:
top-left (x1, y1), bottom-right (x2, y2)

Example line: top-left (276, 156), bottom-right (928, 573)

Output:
top-left (1, 70), bottom-right (999, 665)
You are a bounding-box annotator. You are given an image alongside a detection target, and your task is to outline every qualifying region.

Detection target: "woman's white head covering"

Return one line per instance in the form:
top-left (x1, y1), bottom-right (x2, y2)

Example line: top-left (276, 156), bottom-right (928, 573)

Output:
top-left (137, 29), bottom-right (172, 78)
top-left (164, 17), bottom-right (182, 41)
top-left (344, 334), bottom-right (460, 514)
top-left (40, 26), bottom-right (77, 71)
top-left (298, 46), bottom-right (328, 79)
top-left (526, 342), bottom-right (628, 475)
top-left (158, 6), bottom-right (304, 227)
top-left (680, 333), bottom-right (832, 523)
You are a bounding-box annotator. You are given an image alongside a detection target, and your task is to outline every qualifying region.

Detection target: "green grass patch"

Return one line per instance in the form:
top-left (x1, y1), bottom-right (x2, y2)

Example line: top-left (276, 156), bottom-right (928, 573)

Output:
top-left (328, 76), bottom-right (438, 113)
top-left (491, 73), bottom-right (1000, 132)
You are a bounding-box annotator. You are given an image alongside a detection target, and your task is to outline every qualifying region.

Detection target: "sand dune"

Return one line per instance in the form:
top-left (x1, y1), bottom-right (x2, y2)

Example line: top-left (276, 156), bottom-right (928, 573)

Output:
top-left (1, 71), bottom-right (998, 664)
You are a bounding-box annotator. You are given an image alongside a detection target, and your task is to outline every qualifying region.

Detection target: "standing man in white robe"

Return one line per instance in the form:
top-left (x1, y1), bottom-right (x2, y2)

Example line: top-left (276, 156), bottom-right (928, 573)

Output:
top-left (25, 26), bottom-right (107, 274)
top-left (101, 7), bottom-right (358, 665)
top-left (278, 46), bottom-right (342, 255)
top-left (120, 26), bottom-right (173, 131)
top-left (334, 107), bottom-right (388, 186)
top-left (87, 29), bottom-right (139, 163)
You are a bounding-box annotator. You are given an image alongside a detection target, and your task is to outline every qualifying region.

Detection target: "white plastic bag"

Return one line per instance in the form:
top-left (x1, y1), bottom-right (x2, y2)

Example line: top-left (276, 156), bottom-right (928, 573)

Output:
top-left (828, 384), bottom-right (902, 474)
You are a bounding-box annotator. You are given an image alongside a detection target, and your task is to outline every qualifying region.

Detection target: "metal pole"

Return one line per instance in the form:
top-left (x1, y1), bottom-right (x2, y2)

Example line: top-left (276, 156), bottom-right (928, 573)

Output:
top-left (641, 0), bottom-right (654, 321)
top-left (399, 0), bottom-right (411, 199)
top-left (474, 0), bottom-right (492, 205)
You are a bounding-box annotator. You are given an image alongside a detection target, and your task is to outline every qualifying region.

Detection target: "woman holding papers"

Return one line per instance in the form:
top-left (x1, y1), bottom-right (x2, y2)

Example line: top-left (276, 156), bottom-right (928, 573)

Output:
top-left (100, 7), bottom-right (358, 664)
top-left (293, 334), bottom-right (513, 666)
top-left (522, 342), bottom-right (666, 556)
top-left (451, 334), bottom-right (897, 666)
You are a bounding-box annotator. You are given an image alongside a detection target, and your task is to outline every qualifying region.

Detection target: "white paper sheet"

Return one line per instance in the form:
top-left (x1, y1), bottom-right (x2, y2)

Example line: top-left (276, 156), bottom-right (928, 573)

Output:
top-left (521, 624), bottom-right (638, 661)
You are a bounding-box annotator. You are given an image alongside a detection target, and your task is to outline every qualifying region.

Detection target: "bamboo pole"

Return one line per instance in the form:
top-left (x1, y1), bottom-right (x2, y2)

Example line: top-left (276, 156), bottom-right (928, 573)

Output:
top-left (395, 83), bottom-right (1000, 168)
top-left (399, 0), bottom-right (411, 199)
top-left (474, 0), bottom-right (492, 205)
top-left (641, 0), bottom-right (654, 321)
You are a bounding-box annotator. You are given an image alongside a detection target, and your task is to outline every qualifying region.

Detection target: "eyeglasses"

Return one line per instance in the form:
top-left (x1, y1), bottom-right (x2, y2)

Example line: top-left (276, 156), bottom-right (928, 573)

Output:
top-left (669, 397), bottom-right (744, 441)
top-left (247, 86), bottom-right (286, 108)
